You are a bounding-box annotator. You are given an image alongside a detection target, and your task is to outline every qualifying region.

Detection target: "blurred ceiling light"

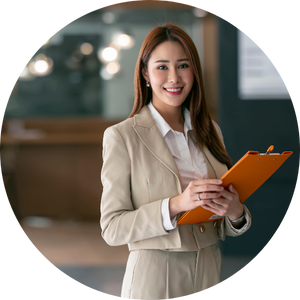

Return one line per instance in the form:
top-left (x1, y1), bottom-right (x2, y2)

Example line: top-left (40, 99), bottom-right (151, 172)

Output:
top-left (106, 62), bottom-right (120, 75)
top-left (102, 12), bottom-right (116, 24)
top-left (28, 54), bottom-right (53, 76)
top-left (108, 41), bottom-right (121, 52)
top-left (116, 34), bottom-right (135, 49)
top-left (193, 8), bottom-right (208, 18)
top-left (100, 67), bottom-right (114, 80)
top-left (80, 42), bottom-right (93, 55)
top-left (98, 46), bottom-right (118, 62)
top-left (34, 60), bottom-right (49, 73)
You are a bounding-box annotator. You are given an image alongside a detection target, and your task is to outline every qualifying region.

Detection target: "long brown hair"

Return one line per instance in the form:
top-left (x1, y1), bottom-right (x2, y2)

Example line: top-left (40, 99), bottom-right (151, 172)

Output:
top-left (129, 23), bottom-right (232, 169)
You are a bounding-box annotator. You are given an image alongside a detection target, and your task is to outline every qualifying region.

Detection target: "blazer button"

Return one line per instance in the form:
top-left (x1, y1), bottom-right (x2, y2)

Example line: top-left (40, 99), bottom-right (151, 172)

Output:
top-left (213, 221), bottom-right (217, 228)
top-left (199, 225), bottom-right (205, 233)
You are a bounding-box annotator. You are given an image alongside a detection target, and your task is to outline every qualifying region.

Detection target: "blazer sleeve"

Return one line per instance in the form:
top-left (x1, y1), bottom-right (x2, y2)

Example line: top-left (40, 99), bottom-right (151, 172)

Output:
top-left (100, 126), bottom-right (169, 246)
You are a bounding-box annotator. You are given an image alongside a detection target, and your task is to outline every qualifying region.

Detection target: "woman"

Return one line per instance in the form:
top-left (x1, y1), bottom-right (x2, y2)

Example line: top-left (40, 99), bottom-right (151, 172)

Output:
top-left (100, 23), bottom-right (251, 299)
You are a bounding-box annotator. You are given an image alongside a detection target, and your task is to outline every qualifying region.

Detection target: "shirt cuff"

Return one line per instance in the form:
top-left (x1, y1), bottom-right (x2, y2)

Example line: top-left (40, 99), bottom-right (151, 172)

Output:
top-left (225, 210), bottom-right (250, 233)
top-left (161, 198), bottom-right (177, 231)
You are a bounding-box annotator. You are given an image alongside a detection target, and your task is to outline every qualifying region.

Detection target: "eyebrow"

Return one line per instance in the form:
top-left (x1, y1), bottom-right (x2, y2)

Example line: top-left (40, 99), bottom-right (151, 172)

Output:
top-left (154, 58), bottom-right (189, 63)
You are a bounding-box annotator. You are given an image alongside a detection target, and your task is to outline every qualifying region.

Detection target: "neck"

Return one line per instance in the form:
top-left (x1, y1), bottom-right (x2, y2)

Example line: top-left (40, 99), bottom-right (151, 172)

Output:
top-left (151, 101), bottom-right (184, 131)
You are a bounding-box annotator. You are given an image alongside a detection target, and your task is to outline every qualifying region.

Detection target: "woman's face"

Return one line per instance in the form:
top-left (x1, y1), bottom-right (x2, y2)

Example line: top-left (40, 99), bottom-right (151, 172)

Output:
top-left (143, 41), bottom-right (194, 111)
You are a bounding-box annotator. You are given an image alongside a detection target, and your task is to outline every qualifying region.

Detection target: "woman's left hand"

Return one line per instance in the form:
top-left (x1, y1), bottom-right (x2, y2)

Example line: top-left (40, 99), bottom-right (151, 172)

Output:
top-left (201, 184), bottom-right (244, 221)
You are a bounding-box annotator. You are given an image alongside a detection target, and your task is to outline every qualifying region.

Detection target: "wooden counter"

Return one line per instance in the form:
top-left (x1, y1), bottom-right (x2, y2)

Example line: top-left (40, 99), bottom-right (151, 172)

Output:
top-left (1, 118), bottom-right (119, 144)
top-left (1, 118), bottom-right (121, 221)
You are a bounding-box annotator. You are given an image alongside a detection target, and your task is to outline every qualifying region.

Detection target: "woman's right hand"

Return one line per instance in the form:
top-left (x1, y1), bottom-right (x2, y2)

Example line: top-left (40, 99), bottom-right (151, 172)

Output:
top-left (169, 179), bottom-right (224, 219)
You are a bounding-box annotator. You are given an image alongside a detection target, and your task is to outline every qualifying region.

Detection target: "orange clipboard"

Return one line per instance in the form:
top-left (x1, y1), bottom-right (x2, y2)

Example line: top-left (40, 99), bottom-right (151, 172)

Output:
top-left (177, 147), bottom-right (293, 225)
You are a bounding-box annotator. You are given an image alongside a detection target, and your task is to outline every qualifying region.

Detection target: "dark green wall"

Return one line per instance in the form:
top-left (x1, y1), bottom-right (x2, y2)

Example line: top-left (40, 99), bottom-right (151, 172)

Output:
top-left (217, 19), bottom-right (299, 255)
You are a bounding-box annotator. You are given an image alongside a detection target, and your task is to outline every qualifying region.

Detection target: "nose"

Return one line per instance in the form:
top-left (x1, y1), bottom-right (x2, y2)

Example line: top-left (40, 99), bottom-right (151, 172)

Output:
top-left (168, 67), bottom-right (180, 83)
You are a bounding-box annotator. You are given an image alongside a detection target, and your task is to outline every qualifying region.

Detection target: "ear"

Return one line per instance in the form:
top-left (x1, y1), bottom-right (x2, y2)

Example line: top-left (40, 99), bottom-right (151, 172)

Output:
top-left (141, 67), bottom-right (149, 82)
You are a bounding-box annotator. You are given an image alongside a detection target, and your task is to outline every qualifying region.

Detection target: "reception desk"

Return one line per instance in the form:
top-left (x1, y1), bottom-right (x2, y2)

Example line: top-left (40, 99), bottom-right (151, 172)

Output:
top-left (1, 118), bottom-right (120, 221)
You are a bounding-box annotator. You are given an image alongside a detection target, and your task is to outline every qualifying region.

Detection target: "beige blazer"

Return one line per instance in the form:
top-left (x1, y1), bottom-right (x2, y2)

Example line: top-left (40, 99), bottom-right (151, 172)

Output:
top-left (100, 106), bottom-right (251, 251)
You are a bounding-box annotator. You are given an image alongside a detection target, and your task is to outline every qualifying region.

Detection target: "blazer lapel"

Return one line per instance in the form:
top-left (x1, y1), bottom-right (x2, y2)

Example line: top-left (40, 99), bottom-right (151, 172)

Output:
top-left (132, 106), bottom-right (181, 182)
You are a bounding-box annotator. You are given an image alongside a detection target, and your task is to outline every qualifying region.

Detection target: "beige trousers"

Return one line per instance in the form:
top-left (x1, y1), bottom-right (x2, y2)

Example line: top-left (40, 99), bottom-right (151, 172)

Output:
top-left (121, 243), bottom-right (221, 299)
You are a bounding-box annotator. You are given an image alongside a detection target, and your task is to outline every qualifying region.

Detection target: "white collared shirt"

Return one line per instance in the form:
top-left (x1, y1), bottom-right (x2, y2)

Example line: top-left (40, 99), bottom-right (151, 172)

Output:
top-left (147, 101), bottom-right (247, 233)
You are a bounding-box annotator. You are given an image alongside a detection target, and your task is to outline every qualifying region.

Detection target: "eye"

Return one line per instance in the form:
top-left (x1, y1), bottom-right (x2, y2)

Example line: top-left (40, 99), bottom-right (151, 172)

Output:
top-left (157, 66), bottom-right (165, 70)
top-left (157, 64), bottom-right (189, 70)
top-left (179, 64), bottom-right (189, 69)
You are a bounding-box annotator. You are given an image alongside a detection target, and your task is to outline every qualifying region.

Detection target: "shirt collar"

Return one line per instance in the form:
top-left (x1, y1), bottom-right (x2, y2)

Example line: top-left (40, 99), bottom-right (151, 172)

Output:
top-left (147, 101), bottom-right (193, 138)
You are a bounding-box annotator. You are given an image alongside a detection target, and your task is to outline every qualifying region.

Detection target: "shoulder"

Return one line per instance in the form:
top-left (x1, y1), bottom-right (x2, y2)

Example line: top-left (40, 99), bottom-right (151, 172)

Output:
top-left (212, 120), bottom-right (221, 133)
top-left (103, 117), bottom-right (136, 141)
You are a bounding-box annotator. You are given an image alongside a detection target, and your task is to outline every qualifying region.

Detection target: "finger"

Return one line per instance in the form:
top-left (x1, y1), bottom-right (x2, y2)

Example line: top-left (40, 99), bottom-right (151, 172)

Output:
top-left (219, 189), bottom-right (234, 200)
top-left (211, 198), bottom-right (230, 210)
top-left (204, 201), bottom-right (228, 215)
top-left (197, 192), bottom-right (221, 200)
top-left (197, 198), bottom-right (225, 208)
top-left (201, 204), bottom-right (212, 211)
top-left (197, 199), bottom-right (214, 206)
top-left (201, 204), bottom-right (214, 210)
top-left (201, 204), bottom-right (223, 215)
top-left (228, 184), bottom-right (239, 196)
top-left (193, 179), bottom-right (223, 186)
top-left (211, 197), bottom-right (225, 205)
top-left (193, 185), bottom-right (224, 194)
top-left (219, 185), bottom-right (239, 200)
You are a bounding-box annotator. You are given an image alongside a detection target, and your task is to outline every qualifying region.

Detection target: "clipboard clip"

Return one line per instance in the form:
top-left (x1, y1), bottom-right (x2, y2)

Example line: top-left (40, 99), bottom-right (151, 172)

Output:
top-left (265, 145), bottom-right (274, 154)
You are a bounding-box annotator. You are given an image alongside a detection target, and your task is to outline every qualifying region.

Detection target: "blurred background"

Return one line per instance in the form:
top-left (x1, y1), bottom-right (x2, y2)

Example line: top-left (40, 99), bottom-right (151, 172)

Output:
top-left (1, 0), bottom-right (299, 297)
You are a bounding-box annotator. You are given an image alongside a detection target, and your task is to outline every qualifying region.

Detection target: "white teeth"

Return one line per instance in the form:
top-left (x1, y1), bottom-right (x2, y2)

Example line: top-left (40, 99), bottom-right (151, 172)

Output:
top-left (165, 88), bottom-right (182, 92)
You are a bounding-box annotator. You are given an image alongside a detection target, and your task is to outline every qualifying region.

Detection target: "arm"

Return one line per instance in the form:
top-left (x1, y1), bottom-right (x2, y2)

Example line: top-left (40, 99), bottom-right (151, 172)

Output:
top-left (231, 218), bottom-right (247, 229)
top-left (161, 198), bottom-right (177, 230)
top-left (100, 127), bottom-right (169, 246)
top-left (228, 211), bottom-right (247, 229)
top-left (169, 195), bottom-right (182, 219)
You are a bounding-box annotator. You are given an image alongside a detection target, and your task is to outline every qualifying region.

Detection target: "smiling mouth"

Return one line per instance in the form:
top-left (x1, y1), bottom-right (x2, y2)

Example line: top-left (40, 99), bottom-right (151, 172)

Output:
top-left (163, 87), bottom-right (184, 95)
top-left (164, 87), bottom-right (183, 92)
